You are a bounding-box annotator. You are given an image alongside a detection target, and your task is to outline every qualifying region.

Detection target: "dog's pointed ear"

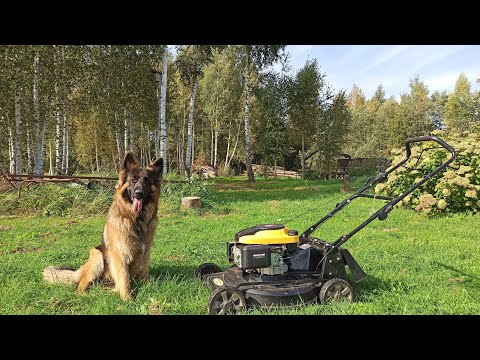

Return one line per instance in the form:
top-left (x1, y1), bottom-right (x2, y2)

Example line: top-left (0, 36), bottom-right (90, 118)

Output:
top-left (148, 158), bottom-right (163, 177)
top-left (118, 152), bottom-right (137, 186)
top-left (123, 152), bottom-right (136, 172)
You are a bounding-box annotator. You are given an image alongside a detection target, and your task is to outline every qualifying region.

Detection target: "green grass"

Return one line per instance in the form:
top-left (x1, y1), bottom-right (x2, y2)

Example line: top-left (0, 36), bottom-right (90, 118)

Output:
top-left (1, 176), bottom-right (480, 314)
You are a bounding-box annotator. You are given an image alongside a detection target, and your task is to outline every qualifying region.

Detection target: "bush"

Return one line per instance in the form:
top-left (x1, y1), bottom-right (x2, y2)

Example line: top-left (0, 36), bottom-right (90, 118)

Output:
top-left (376, 130), bottom-right (480, 215)
top-left (0, 183), bottom-right (115, 217)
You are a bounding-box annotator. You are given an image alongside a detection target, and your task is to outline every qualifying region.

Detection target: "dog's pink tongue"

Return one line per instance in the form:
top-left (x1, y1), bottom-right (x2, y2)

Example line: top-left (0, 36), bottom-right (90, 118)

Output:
top-left (133, 198), bottom-right (143, 213)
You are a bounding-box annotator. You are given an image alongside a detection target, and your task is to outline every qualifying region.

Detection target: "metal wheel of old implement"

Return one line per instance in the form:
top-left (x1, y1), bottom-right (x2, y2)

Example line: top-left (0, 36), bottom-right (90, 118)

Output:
top-left (319, 278), bottom-right (353, 304)
top-left (195, 262), bottom-right (222, 284)
top-left (208, 287), bottom-right (246, 315)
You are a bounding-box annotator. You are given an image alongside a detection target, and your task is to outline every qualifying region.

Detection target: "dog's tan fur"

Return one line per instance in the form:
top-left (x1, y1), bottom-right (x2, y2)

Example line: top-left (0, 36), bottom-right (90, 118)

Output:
top-left (43, 153), bottom-right (163, 301)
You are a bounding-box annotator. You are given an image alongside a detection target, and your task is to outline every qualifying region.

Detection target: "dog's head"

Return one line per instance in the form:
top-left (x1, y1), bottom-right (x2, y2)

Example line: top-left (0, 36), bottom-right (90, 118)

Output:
top-left (118, 152), bottom-right (163, 214)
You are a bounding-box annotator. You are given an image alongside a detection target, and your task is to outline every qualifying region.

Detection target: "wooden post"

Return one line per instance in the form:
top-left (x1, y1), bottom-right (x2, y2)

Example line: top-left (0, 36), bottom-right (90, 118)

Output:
top-left (340, 174), bottom-right (352, 193)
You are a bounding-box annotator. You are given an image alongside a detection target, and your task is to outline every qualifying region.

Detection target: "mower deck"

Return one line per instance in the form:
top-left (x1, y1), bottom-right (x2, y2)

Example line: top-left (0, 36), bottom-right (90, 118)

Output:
top-left (205, 266), bottom-right (323, 308)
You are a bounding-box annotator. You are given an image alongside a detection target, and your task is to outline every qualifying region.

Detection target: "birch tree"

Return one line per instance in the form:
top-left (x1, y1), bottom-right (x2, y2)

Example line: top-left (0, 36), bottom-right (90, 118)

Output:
top-left (53, 46), bottom-right (63, 175)
top-left (175, 45), bottom-right (219, 177)
top-left (160, 47), bottom-right (168, 174)
top-left (236, 45), bottom-right (286, 182)
top-left (14, 54), bottom-right (23, 175)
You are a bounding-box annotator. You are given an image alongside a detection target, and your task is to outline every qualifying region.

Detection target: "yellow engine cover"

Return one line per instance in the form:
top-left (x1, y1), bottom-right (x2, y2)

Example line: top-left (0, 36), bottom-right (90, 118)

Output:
top-left (238, 227), bottom-right (299, 245)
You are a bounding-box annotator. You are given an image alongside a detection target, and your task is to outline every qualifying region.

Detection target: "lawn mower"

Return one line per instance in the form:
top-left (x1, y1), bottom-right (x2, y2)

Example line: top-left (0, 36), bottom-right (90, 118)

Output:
top-left (195, 136), bottom-right (456, 315)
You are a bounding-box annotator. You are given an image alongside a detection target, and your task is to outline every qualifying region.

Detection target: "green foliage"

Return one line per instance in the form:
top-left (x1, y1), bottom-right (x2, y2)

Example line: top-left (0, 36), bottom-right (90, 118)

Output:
top-left (0, 183), bottom-right (114, 217)
top-left (310, 91), bottom-right (352, 178)
top-left (377, 130), bottom-right (480, 215)
top-left (445, 73), bottom-right (474, 131)
top-left (257, 71), bottom-right (290, 167)
top-left (288, 58), bottom-right (325, 147)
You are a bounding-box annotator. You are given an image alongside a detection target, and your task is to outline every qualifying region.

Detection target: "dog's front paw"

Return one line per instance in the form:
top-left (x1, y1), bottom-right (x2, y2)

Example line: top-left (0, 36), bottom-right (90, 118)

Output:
top-left (120, 291), bottom-right (133, 302)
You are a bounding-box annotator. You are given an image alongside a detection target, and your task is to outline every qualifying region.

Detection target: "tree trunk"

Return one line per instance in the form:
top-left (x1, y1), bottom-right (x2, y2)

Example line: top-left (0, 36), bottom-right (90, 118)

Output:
top-left (224, 121), bottom-right (232, 173)
top-left (54, 46), bottom-right (63, 175)
top-left (61, 46), bottom-right (68, 174)
top-left (301, 134), bottom-right (305, 179)
top-left (154, 71), bottom-right (161, 159)
top-left (48, 140), bottom-right (53, 175)
top-left (191, 120), bottom-right (195, 169)
top-left (94, 126), bottom-right (100, 172)
top-left (14, 66), bottom-right (23, 175)
top-left (114, 113), bottom-right (122, 169)
top-left (210, 120), bottom-right (214, 165)
top-left (160, 49), bottom-right (168, 174)
top-left (26, 125), bottom-right (34, 174)
top-left (147, 130), bottom-right (152, 163)
top-left (244, 54), bottom-right (254, 182)
top-left (185, 79), bottom-right (198, 177)
top-left (226, 120), bottom-right (241, 171)
top-left (8, 127), bottom-right (15, 174)
top-left (33, 51), bottom-right (42, 175)
top-left (214, 118), bottom-right (218, 168)
top-left (40, 98), bottom-right (50, 175)
top-left (124, 108), bottom-right (129, 152)
top-left (130, 113), bottom-right (135, 153)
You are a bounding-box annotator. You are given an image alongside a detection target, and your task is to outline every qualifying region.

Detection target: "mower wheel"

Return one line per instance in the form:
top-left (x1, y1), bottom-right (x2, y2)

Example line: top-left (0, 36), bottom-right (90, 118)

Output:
top-left (319, 278), bottom-right (354, 304)
top-left (208, 286), bottom-right (246, 315)
top-left (195, 262), bottom-right (222, 283)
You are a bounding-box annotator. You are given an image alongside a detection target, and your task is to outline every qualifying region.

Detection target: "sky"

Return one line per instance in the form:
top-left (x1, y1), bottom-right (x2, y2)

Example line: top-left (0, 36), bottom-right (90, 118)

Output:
top-left (168, 45), bottom-right (480, 101)
top-left (284, 45), bottom-right (480, 100)
top-left (276, 45), bottom-right (480, 100)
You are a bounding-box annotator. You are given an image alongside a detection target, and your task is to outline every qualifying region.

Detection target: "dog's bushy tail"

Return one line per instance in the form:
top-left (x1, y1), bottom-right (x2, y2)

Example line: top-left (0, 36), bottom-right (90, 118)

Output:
top-left (43, 247), bottom-right (105, 292)
top-left (43, 266), bottom-right (80, 284)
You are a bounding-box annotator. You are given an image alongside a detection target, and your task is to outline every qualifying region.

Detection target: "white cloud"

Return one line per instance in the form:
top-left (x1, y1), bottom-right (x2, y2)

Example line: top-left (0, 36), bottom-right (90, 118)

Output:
top-left (359, 45), bottom-right (412, 75)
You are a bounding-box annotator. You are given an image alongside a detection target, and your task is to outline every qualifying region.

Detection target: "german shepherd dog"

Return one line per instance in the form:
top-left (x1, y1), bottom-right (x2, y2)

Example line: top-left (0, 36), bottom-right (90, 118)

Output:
top-left (43, 153), bottom-right (163, 301)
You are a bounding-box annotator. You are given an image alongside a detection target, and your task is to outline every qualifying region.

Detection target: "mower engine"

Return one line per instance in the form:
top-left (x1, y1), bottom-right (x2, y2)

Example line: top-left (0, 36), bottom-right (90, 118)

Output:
top-left (231, 244), bottom-right (289, 275)
top-left (227, 224), bottom-right (302, 276)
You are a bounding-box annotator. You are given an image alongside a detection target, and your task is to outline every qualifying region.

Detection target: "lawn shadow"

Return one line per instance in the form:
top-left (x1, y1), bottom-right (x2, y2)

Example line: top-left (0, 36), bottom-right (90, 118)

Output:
top-left (149, 263), bottom-right (199, 282)
top-left (433, 261), bottom-right (480, 282)
top-left (350, 273), bottom-right (393, 302)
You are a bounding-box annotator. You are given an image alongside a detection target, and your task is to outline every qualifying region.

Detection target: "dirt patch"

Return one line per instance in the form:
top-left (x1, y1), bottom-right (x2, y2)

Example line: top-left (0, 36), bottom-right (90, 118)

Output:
top-left (448, 277), bottom-right (466, 284)
top-left (269, 200), bottom-right (280, 212)
top-left (9, 246), bottom-right (40, 254)
top-left (49, 298), bottom-right (74, 310)
top-left (158, 213), bottom-right (173, 218)
top-left (216, 182), bottom-right (256, 192)
top-left (149, 299), bottom-right (163, 315)
top-left (0, 225), bottom-right (11, 231)
top-left (383, 228), bottom-right (399, 232)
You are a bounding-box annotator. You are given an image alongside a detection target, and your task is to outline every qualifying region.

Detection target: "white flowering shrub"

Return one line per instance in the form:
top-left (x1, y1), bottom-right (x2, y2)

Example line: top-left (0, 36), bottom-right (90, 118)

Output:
top-left (376, 130), bottom-right (480, 215)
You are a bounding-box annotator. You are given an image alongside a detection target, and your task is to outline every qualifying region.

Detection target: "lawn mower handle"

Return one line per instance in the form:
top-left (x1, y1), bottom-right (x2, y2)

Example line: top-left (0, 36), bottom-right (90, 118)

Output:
top-left (300, 135), bottom-right (457, 250)
top-left (404, 136), bottom-right (456, 159)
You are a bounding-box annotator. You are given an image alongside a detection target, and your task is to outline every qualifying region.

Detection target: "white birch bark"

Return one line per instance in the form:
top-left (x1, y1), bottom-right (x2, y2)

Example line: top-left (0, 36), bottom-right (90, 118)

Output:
top-left (244, 55), bottom-right (254, 182)
top-left (14, 64), bottom-right (23, 175)
top-left (33, 51), bottom-right (42, 175)
top-left (26, 125), bottom-right (34, 174)
top-left (61, 46), bottom-right (68, 174)
top-left (155, 71), bottom-right (161, 159)
top-left (40, 98), bottom-right (50, 175)
top-left (48, 140), bottom-right (53, 175)
top-left (124, 108), bottom-right (129, 152)
top-left (160, 49), bottom-right (168, 174)
top-left (114, 113), bottom-right (123, 168)
top-left (185, 79), bottom-right (198, 177)
top-left (53, 46), bottom-right (63, 175)
top-left (8, 127), bottom-right (15, 174)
